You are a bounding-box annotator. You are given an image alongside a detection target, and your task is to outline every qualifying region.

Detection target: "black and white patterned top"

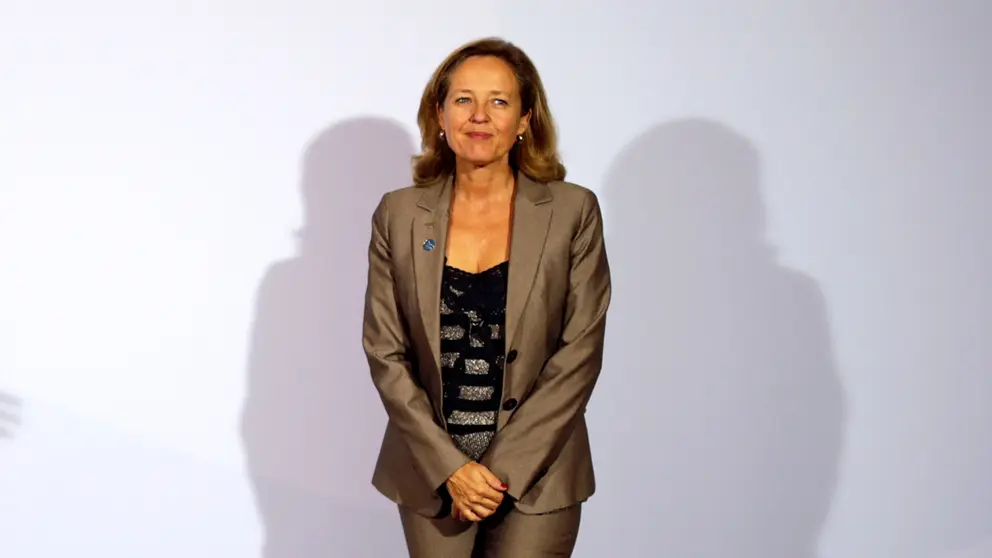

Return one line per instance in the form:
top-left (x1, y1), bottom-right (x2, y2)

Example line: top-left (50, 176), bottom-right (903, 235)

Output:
top-left (439, 259), bottom-right (508, 461)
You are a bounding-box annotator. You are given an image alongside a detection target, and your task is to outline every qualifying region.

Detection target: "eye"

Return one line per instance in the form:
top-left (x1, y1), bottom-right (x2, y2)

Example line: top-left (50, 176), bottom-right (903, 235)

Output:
top-left (454, 97), bottom-right (471, 104)
top-left (493, 99), bottom-right (508, 106)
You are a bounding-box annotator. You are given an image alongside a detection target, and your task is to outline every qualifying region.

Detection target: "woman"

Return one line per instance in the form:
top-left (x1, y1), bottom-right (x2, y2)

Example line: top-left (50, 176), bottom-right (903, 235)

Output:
top-left (362, 37), bottom-right (611, 557)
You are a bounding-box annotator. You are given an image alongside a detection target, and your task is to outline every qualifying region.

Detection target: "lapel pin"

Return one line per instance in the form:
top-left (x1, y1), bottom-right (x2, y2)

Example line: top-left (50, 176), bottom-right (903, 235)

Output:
top-left (422, 239), bottom-right (435, 251)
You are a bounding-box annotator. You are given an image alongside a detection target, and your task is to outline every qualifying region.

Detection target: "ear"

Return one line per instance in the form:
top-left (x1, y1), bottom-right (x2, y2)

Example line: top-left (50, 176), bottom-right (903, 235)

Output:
top-left (516, 109), bottom-right (532, 136)
top-left (436, 102), bottom-right (446, 134)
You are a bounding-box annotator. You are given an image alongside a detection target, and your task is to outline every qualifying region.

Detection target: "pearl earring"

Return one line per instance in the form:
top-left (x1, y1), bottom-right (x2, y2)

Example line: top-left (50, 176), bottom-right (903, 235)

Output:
top-left (439, 130), bottom-right (445, 138)
top-left (517, 135), bottom-right (523, 141)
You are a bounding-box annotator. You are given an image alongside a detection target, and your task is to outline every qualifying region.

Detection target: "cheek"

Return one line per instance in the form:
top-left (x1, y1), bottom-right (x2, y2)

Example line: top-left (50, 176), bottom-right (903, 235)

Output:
top-left (497, 132), bottom-right (518, 151)
top-left (443, 110), bottom-right (468, 131)
top-left (495, 113), bottom-right (520, 132)
top-left (494, 116), bottom-right (521, 144)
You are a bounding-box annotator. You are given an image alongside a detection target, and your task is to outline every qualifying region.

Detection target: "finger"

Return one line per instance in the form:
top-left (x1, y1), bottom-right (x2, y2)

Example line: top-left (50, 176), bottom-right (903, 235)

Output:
top-left (475, 485), bottom-right (505, 504)
top-left (459, 506), bottom-right (483, 523)
top-left (476, 495), bottom-right (502, 511)
top-left (467, 494), bottom-right (501, 512)
top-left (471, 503), bottom-right (496, 520)
top-left (477, 465), bottom-right (508, 492)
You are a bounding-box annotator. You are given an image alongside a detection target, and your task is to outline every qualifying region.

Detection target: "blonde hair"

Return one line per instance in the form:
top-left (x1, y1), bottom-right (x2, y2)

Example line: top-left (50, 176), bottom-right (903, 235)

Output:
top-left (412, 37), bottom-right (566, 185)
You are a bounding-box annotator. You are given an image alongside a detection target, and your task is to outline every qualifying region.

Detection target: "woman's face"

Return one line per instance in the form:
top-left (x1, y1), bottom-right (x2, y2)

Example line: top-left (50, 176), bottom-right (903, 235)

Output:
top-left (438, 55), bottom-right (530, 170)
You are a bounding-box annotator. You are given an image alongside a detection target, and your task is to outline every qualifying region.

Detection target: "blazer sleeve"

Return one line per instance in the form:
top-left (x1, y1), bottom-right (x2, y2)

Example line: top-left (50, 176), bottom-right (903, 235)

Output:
top-left (480, 190), bottom-right (611, 500)
top-left (363, 193), bottom-right (472, 490)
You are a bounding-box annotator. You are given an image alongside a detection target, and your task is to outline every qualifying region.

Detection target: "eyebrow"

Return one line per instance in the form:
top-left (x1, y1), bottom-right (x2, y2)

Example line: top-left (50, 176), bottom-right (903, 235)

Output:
top-left (453, 89), bottom-right (510, 96)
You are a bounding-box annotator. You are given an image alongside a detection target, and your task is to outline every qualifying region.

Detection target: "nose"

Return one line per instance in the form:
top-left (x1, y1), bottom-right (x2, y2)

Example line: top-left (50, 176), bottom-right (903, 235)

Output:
top-left (470, 103), bottom-right (489, 123)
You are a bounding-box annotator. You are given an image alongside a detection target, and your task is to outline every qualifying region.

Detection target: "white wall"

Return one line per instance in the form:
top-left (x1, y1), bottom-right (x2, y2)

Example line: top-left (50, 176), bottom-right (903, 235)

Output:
top-left (2, 1), bottom-right (989, 556)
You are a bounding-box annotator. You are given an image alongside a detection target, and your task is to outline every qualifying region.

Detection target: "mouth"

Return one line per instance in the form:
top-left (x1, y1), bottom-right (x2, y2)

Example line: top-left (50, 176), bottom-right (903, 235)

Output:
top-left (466, 132), bottom-right (494, 140)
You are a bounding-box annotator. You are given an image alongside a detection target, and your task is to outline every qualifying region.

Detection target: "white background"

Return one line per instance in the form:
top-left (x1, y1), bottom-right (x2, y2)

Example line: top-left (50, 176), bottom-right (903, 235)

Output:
top-left (2, 1), bottom-right (990, 556)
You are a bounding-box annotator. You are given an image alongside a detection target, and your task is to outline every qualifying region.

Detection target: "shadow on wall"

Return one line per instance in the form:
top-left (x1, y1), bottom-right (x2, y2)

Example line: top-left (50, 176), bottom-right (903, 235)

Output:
top-left (241, 117), bottom-right (415, 557)
top-left (0, 390), bottom-right (22, 440)
top-left (942, 537), bottom-right (992, 558)
top-left (589, 118), bottom-right (846, 557)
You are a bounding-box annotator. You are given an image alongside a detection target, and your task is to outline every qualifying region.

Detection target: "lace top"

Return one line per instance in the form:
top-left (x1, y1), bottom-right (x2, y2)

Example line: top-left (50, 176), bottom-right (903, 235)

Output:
top-left (439, 260), bottom-right (508, 460)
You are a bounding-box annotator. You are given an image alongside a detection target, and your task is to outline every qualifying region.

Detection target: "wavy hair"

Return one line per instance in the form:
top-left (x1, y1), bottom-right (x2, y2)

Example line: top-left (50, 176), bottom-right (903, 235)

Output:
top-left (411, 37), bottom-right (566, 185)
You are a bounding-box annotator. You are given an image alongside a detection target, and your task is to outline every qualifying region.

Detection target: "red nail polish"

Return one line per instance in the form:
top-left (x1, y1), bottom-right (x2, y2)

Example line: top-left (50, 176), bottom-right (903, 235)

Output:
top-left (500, 483), bottom-right (507, 489)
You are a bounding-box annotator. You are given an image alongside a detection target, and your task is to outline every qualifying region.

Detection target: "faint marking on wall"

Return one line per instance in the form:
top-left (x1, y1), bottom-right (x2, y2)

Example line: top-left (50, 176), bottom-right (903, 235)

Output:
top-left (0, 390), bottom-right (21, 439)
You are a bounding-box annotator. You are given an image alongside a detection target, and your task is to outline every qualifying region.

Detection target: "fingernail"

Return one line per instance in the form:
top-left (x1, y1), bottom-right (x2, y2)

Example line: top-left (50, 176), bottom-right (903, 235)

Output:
top-left (500, 483), bottom-right (507, 489)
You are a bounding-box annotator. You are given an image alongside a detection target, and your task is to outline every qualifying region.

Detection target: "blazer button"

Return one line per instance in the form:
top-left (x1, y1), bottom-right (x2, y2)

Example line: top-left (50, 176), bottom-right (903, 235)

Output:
top-left (506, 349), bottom-right (518, 363)
top-left (502, 398), bottom-right (518, 411)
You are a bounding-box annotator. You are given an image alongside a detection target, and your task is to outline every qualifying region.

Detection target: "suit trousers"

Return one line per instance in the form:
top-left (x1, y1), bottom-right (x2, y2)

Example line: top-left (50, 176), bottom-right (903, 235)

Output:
top-left (398, 500), bottom-right (582, 558)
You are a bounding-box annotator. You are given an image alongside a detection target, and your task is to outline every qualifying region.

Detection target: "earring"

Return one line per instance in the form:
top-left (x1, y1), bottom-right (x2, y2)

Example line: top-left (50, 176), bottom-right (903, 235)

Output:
top-left (439, 130), bottom-right (445, 138)
top-left (517, 134), bottom-right (523, 141)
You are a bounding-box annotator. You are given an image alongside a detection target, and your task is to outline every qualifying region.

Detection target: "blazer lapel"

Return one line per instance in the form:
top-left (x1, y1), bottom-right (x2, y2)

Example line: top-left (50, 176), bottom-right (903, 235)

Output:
top-left (505, 174), bottom-right (553, 349)
top-left (413, 176), bottom-right (453, 374)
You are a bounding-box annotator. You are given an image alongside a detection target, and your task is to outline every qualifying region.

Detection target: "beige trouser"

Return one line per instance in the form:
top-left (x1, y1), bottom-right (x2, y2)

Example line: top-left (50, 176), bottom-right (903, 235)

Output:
top-left (398, 501), bottom-right (582, 558)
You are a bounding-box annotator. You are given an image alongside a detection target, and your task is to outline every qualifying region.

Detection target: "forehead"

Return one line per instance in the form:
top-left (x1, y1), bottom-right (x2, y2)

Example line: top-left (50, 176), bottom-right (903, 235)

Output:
top-left (448, 55), bottom-right (519, 94)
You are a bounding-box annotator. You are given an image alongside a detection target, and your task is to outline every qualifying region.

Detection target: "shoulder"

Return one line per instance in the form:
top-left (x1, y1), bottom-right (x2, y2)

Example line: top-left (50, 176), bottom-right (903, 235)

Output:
top-left (382, 183), bottom-right (429, 205)
top-left (544, 180), bottom-right (603, 221)
top-left (545, 180), bottom-right (596, 203)
top-left (370, 183), bottom-right (431, 222)
top-left (378, 183), bottom-right (426, 209)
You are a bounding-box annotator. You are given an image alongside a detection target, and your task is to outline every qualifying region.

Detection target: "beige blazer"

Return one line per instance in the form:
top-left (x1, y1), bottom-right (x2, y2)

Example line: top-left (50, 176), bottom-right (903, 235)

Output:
top-left (362, 172), bottom-right (611, 517)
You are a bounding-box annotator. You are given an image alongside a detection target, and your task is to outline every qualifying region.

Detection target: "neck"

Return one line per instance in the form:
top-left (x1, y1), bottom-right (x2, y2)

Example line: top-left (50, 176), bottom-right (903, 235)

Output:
top-left (453, 162), bottom-right (515, 202)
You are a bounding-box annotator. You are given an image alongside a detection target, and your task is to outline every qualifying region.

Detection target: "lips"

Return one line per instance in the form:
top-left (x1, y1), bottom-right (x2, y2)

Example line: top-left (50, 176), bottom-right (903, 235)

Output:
top-left (466, 132), bottom-right (493, 139)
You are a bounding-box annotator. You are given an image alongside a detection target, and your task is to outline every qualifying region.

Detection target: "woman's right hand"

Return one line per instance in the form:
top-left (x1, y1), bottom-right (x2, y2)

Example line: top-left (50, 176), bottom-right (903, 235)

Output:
top-left (445, 462), bottom-right (507, 522)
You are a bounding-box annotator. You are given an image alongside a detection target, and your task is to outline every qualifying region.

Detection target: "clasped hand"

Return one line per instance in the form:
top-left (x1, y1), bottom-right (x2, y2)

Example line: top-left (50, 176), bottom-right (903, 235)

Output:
top-left (445, 461), bottom-right (507, 522)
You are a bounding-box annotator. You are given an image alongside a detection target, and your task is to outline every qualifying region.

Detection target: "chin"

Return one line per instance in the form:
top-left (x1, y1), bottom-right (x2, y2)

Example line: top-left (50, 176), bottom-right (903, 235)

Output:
top-left (456, 155), bottom-right (496, 167)
top-left (458, 149), bottom-right (505, 168)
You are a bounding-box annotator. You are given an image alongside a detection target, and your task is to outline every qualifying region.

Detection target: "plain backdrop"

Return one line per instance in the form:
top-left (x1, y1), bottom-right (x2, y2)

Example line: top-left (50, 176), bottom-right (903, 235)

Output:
top-left (1, 1), bottom-right (989, 556)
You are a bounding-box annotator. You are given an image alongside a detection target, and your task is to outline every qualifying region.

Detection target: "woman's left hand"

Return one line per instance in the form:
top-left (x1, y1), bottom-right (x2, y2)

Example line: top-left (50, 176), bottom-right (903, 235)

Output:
top-left (445, 461), bottom-right (506, 522)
